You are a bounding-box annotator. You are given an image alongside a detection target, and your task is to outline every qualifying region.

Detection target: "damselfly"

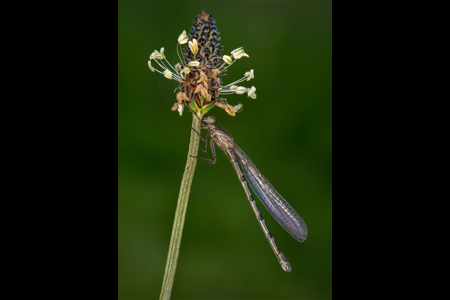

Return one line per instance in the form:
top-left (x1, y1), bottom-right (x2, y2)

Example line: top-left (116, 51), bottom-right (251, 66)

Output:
top-left (192, 115), bottom-right (307, 272)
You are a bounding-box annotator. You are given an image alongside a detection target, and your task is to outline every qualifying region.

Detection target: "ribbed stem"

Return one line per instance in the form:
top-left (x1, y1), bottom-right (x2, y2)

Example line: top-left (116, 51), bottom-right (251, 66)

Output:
top-left (159, 113), bottom-right (203, 300)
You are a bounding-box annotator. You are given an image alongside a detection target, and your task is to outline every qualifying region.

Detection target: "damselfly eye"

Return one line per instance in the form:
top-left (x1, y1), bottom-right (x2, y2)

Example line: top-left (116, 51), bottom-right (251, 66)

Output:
top-left (204, 115), bottom-right (216, 124)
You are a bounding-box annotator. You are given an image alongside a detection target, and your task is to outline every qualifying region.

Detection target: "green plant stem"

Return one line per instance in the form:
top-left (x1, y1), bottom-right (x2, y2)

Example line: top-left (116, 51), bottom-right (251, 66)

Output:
top-left (159, 113), bottom-right (203, 300)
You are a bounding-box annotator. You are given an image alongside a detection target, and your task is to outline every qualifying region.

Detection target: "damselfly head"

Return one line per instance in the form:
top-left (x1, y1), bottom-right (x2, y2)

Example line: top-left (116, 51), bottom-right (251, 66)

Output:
top-left (203, 115), bottom-right (216, 125)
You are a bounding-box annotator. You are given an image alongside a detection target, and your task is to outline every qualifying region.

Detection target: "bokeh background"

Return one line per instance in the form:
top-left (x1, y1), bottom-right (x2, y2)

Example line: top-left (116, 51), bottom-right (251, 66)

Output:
top-left (118, 1), bottom-right (331, 299)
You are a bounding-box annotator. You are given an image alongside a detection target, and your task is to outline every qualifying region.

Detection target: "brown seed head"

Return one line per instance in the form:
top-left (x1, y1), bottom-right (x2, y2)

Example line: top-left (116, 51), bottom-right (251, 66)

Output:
top-left (177, 11), bottom-right (224, 110)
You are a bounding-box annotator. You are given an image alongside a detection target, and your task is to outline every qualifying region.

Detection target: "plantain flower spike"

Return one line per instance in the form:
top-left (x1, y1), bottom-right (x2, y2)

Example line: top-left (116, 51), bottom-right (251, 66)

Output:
top-left (148, 11), bottom-right (257, 116)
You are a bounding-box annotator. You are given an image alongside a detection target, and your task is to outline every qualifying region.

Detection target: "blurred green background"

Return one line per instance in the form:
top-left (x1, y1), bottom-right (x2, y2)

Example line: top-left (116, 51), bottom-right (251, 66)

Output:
top-left (119, 1), bottom-right (331, 299)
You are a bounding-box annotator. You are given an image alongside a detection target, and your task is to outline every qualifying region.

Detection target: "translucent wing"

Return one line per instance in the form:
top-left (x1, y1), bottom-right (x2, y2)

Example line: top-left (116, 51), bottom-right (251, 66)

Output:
top-left (233, 144), bottom-right (307, 242)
